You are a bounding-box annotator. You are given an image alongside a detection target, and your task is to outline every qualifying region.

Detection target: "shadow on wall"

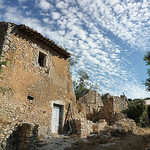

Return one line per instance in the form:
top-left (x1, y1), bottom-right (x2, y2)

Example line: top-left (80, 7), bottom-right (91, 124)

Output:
top-left (5, 123), bottom-right (38, 150)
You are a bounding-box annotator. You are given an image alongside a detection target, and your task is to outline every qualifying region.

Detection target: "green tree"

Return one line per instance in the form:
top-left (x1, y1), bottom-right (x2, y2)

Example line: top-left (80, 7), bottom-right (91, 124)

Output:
top-left (144, 52), bottom-right (150, 91)
top-left (73, 70), bottom-right (89, 100)
top-left (123, 99), bottom-right (147, 126)
top-left (73, 70), bottom-right (101, 100)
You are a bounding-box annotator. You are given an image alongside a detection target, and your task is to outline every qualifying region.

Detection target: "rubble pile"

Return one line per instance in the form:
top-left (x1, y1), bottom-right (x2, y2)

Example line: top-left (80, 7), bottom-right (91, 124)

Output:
top-left (112, 118), bottom-right (137, 134)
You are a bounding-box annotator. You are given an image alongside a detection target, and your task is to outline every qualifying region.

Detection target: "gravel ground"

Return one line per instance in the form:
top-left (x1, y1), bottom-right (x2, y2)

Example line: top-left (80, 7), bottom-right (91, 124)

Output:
top-left (37, 136), bottom-right (79, 150)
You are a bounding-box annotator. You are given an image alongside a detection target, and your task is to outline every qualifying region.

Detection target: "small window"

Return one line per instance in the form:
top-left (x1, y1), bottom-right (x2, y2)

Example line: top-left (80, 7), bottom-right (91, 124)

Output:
top-left (38, 51), bottom-right (46, 67)
top-left (27, 95), bottom-right (34, 100)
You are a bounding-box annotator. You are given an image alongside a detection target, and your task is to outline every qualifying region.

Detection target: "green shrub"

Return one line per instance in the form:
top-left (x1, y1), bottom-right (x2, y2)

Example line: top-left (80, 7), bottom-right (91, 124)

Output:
top-left (123, 99), bottom-right (147, 126)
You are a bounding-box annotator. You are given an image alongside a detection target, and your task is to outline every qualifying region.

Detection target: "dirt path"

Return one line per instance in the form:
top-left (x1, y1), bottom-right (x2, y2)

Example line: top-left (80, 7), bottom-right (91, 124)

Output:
top-left (64, 134), bottom-right (150, 150)
top-left (37, 136), bottom-right (79, 150)
top-left (102, 134), bottom-right (150, 150)
top-left (37, 128), bottom-right (150, 150)
top-left (65, 128), bottom-right (150, 150)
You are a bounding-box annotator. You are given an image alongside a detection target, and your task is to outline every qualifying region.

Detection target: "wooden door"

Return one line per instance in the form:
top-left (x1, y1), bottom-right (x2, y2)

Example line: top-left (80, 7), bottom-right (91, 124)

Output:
top-left (51, 105), bottom-right (60, 133)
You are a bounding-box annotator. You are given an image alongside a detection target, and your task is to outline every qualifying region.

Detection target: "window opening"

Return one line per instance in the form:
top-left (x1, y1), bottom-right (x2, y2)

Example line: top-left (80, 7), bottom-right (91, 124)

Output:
top-left (27, 95), bottom-right (34, 100)
top-left (38, 51), bottom-right (46, 67)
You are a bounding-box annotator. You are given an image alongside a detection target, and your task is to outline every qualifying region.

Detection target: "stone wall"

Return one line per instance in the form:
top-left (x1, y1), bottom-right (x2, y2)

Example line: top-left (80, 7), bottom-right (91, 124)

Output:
top-left (75, 118), bottom-right (107, 138)
top-left (73, 102), bottom-right (107, 138)
top-left (113, 95), bottom-right (128, 113)
top-left (0, 22), bottom-right (76, 141)
top-left (78, 90), bottom-right (103, 114)
top-left (86, 93), bottom-right (128, 125)
top-left (0, 122), bottom-right (38, 150)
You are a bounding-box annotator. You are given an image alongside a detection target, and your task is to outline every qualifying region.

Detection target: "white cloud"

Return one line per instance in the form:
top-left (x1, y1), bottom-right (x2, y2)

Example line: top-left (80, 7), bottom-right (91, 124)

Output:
top-left (4, 7), bottom-right (22, 23)
top-left (3, 6), bottom-right (43, 34)
top-left (105, 0), bottom-right (120, 6)
top-left (56, 1), bottom-right (68, 9)
top-left (123, 83), bottom-right (150, 99)
top-left (51, 12), bottom-right (61, 20)
top-left (113, 3), bottom-right (124, 14)
top-left (43, 17), bottom-right (49, 23)
top-left (35, 0), bottom-right (51, 11)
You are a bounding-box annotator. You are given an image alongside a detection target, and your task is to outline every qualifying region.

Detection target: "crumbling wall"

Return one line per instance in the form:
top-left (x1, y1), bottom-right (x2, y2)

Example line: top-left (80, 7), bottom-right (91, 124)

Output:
top-left (113, 95), bottom-right (128, 113)
top-left (78, 90), bottom-right (103, 114)
top-left (86, 93), bottom-right (128, 125)
top-left (0, 122), bottom-right (38, 150)
top-left (86, 99), bottom-right (115, 125)
top-left (79, 90), bottom-right (103, 105)
top-left (73, 103), bottom-right (107, 137)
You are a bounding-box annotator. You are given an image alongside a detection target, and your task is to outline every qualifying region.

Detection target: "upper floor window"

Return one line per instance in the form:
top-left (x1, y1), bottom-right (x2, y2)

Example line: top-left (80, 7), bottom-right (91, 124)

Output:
top-left (38, 51), bottom-right (46, 67)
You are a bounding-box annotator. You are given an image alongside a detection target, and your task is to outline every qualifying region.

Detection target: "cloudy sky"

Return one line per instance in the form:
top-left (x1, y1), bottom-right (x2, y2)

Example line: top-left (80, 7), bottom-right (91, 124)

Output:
top-left (0, 0), bottom-right (150, 98)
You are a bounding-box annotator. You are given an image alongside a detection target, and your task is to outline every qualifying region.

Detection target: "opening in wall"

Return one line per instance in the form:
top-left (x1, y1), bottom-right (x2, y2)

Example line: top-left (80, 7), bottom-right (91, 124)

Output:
top-left (27, 95), bottom-right (34, 100)
top-left (38, 51), bottom-right (46, 67)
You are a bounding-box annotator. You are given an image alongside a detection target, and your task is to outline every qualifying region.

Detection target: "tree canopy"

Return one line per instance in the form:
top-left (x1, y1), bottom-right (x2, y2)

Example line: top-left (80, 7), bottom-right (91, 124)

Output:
top-left (73, 70), bottom-right (101, 100)
top-left (123, 99), bottom-right (147, 126)
top-left (73, 70), bottom-right (89, 100)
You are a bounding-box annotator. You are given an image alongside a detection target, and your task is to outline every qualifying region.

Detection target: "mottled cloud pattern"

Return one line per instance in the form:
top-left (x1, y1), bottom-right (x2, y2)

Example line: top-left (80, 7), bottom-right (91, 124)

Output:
top-left (0, 0), bottom-right (150, 98)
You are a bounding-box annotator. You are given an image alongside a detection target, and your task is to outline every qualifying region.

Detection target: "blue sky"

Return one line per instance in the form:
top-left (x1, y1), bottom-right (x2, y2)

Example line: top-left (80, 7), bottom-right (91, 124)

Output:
top-left (0, 0), bottom-right (150, 98)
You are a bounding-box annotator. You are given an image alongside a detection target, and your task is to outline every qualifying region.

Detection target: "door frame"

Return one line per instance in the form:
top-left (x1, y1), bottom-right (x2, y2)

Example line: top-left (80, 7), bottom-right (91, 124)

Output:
top-left (50, 100), bottom-right (65, 134)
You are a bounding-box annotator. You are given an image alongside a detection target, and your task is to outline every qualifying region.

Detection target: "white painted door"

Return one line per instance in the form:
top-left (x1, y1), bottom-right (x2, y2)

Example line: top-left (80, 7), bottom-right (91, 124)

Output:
top-left (51, 105), bottom-right (60, 133)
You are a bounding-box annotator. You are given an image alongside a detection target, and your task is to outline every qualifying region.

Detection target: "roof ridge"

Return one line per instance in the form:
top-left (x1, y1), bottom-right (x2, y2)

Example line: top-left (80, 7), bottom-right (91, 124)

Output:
top-left (0, 22), bottom-right (70, 58)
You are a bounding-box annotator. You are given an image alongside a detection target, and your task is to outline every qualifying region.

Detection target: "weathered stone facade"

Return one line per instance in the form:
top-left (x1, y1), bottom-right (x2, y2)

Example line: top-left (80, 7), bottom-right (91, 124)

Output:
top-left (78, 90), bottom-right (103, 114)
top-left (74, 105), bottom-right (107, 138)
top-left (0, 22), bottom-right (78, 147)
top-left (86, 93), bottom-right (128, 125)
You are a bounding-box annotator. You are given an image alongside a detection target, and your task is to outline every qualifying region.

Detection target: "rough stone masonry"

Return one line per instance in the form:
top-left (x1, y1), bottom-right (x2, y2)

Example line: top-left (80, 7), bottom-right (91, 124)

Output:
top-left (0, 22), bottom-right (80, 149)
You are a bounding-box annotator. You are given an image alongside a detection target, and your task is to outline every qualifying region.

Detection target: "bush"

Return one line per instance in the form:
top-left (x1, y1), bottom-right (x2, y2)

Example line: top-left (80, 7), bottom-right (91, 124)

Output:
top-left (123, 99), bottom-right (147, 126)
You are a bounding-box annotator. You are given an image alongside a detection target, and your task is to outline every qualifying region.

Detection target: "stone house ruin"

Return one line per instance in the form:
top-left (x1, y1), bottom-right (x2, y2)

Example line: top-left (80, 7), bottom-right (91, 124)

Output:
top-left (0, 22), bottom-right (77, 139)
top-left (0, 23), bottom-right (108, 146)
top-left (0, 22), bottom-right (131, 149)
top-left (78, 90), bottom-right (104, 114)
top-left (80, 92), bottom-right (128, 125)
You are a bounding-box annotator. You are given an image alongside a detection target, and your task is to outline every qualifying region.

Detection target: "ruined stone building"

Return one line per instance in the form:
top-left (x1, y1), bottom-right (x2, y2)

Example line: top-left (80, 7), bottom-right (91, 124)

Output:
top-left (0, 22), bottom-right (77, 138)
top-left (86, 93), bottom-right (128, 125)
top-left (0, 22), bottom-right (130, 149)
top-left (78, 90), bottom-right (104, 114)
